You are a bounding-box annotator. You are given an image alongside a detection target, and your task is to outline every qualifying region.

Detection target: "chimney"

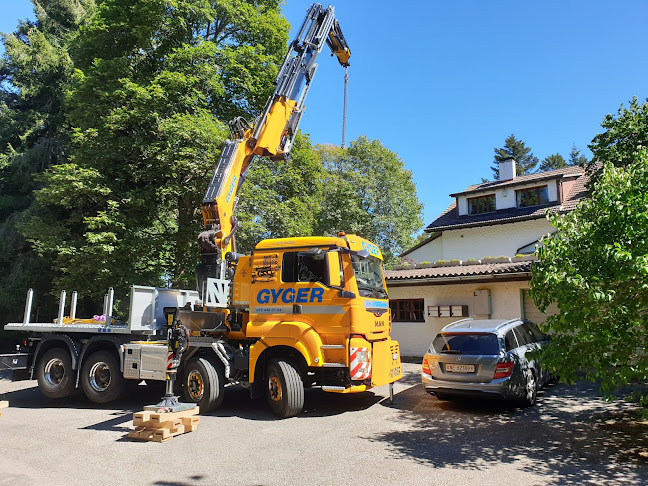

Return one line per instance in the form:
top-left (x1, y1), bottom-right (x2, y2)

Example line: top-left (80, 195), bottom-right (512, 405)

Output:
top-left (499, 157), bottom-right (516, 181)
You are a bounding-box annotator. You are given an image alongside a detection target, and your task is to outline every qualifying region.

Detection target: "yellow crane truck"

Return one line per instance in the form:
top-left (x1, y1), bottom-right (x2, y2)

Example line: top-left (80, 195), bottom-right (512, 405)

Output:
top-left (2, 3), bottom-right (402, 418)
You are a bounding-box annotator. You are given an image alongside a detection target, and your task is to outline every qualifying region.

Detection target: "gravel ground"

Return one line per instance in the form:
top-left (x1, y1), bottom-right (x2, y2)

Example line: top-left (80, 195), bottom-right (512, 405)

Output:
top-left (0, 362), bottom-right (647, 486)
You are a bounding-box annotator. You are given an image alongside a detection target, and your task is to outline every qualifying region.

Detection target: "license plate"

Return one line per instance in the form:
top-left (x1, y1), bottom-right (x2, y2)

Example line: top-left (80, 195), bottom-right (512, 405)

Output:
top-left (445, 363), bottom-right (475, 373)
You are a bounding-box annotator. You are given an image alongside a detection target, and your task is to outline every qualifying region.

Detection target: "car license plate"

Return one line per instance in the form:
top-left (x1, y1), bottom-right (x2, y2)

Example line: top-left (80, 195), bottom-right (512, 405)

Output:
top-left (445, 363), bottom-right (475, 373)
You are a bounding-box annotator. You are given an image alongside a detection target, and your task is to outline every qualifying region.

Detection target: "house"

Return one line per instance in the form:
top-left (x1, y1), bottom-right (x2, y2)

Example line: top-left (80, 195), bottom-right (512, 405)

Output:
top-left (386, 158), bottom-right (589, 357)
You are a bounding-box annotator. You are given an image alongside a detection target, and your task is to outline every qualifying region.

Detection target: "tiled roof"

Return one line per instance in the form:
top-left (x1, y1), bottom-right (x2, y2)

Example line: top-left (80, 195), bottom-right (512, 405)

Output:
top-left (449, 166), bottom-right (585, 197)
top-left (386, 260), bottom-right (533, 282)
top-left (426, 166), bottom-right (589, 232)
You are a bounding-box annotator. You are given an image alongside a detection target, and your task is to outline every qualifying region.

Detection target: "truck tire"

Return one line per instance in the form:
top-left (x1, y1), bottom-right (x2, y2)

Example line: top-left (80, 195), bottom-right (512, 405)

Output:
top-left (36, 348), bottom-right (76, 399)
top-left (182, 357), bottom-right (225, 413)
top-left (266, 359), bottom-right (304, 418)
top-left (81, 350), bottom-right (125, 403)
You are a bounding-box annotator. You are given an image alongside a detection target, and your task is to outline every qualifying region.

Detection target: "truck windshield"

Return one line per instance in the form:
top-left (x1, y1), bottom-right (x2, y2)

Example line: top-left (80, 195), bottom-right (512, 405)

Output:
top-left (351, 255), bottom-right (387, 299)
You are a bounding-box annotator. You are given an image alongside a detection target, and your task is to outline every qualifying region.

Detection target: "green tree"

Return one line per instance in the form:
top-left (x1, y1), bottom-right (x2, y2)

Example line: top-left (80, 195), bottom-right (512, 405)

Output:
top-left (569, 144), bottom-right (589, 167)
top-left (315, 136), bottom-right (424, 263)
top-left (491, 134), bottom-right (539, 179)
top-left (530, 99), bottom-right (648, 402)
top-left (589, 97), bottom-right (648, 168)
top-left (21, 0), bottom-right (289, 313)
top-left (0, 0), bottom-right (97, 325)
top-left (538, 153), bottom-right (567, 172)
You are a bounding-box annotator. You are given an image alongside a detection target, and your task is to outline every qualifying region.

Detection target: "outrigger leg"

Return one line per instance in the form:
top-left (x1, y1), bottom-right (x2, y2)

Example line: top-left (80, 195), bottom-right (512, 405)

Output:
top-left (146, 308), bottom-right (195, 412)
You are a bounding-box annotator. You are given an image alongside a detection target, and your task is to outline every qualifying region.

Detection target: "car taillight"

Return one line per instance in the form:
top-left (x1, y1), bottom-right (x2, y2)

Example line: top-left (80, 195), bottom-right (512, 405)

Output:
top-left (422, 357), bottom-right (431, 375)
top-left (493, 361), bottom-right (513, 379)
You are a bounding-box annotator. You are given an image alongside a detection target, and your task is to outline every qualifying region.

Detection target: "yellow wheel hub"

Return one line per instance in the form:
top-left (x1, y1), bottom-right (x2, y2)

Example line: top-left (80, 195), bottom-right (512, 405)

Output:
top-left (188, 371), bottom-right (204, 400)
top-left (269, 376), bottom-right (282, 402)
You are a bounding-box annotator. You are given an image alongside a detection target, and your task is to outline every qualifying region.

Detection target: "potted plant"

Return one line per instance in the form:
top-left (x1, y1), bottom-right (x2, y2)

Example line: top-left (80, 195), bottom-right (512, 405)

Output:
top-left (481, 256), bottom-right (511, 263)
top-left (463, 258), bottom-right (481, 265)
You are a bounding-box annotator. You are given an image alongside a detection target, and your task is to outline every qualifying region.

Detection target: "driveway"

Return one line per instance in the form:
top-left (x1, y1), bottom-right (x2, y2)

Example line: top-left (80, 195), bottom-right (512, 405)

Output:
top-left (0, 362), bottom-right (646, 486)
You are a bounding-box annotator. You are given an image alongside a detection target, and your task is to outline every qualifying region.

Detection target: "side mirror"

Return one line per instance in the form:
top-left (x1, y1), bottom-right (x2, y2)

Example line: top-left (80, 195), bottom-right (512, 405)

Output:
top-left (356, 249), bottom-right (370, 259)
top-left (327, 252), bottom-right (342, 287)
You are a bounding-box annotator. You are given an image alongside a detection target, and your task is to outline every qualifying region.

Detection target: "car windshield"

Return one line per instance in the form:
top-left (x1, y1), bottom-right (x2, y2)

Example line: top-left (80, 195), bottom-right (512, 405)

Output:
top-left (433, 333), bottom-right (500, 355)
top-left (351, 254), bottom-right (387, 299)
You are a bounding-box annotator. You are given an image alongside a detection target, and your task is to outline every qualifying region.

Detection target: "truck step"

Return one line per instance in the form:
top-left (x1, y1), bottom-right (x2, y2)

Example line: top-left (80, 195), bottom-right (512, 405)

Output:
top-left (127, 407), bottom-right (200, 442)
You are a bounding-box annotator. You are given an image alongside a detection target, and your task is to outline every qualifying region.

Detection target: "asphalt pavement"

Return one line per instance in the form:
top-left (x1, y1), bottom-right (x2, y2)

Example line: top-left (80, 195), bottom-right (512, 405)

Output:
top-left (0, 362), bottom-right (647, 486)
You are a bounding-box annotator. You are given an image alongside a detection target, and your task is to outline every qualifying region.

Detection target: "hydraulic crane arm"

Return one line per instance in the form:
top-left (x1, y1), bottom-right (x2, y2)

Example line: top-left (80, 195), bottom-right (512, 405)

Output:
top-left (197, 4), bottom-right (350, 291)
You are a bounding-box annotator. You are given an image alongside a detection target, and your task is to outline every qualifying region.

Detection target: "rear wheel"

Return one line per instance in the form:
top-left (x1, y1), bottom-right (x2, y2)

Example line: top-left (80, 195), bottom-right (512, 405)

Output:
top-left (81, 350), bottom-right (125, 403)
top-left (36, 348), bottom-right (75, 399)
top-left (182, 357), bottom-right (225, 413)
top-left (266, 359), bottom-right (304, 418)
top-left (520, 370), bottom-right (537, 407)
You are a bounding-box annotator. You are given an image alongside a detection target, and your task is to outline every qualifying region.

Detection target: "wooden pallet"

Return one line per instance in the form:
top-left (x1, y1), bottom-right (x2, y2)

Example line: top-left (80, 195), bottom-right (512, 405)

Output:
top-left (127, 407), bottom-right (199, 442)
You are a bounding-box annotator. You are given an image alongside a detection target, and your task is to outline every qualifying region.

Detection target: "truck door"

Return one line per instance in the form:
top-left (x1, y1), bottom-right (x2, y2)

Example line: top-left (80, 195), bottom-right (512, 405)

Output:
top-left (280, 250), bottom-right (350, 332)
top-left (249, 249), bottom-right (349, 331)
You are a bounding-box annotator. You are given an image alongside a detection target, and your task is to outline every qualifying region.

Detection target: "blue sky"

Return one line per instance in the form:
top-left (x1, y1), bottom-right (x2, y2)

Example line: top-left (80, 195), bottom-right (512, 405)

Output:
top-left (2, 0), bottom-right (648, 226)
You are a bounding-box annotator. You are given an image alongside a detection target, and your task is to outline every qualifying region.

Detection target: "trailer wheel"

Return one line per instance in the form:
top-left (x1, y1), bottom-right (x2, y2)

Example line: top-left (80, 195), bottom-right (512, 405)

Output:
top-left (36, 348), bottom-right (75, 399)
top-left (81, 350), bottom-right (125, 403)
top-left (266, 359), bottom-right (304, 419)
top-left (182, 357), bottom-right (224, 413)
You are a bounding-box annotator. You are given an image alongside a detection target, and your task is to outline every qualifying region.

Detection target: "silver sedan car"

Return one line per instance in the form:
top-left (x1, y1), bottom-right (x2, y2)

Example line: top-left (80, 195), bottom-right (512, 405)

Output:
top-left (421, 318), bottom-right (552, 406)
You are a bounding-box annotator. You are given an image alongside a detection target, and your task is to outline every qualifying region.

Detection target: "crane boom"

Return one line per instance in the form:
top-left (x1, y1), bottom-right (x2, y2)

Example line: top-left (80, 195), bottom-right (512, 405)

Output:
top-left (196, 3), bottom-right (350, 296)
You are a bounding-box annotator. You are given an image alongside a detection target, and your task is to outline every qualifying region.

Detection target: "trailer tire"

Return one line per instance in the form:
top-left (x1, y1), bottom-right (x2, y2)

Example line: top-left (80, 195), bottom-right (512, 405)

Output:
top-left (266, 359), bottom-right (304, 418)
top-left (182, 357), bottom-right (224, 413)
top-left (81, 350), bottom-right (125, 403)
top-left (36, 348), bottom-right (75, 399)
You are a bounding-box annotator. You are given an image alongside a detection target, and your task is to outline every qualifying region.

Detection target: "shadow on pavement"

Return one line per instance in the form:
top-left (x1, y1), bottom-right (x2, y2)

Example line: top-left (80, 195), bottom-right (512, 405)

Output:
top-left (203, 384), bottom-right (382, 421)
top-left (0, 376), bottom-right (383, 423)
top-left (370, 379), bottom-right (648, 485)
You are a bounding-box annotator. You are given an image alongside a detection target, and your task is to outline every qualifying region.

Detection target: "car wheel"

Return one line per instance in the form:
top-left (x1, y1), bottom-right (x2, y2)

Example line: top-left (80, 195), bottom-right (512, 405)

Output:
top-left (520, 369), bottom-right (537, 407)
top-left (266, 359), bottom-right (304, 418)
top-left (36, 348), bottom-right (76, 399)
top-left (81, 350), bottom-right (126, 403)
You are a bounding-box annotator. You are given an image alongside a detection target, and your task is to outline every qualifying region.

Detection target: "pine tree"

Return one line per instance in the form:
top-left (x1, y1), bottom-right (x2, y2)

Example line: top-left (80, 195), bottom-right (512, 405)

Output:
top-left (569, 145), bottom-right (589, 167)
top-left (491, 134), bottom-right (539, 179)
top-left (538, 153), bottom-right (568, 172)
top-left (0, 0), bottom-right (96, 324)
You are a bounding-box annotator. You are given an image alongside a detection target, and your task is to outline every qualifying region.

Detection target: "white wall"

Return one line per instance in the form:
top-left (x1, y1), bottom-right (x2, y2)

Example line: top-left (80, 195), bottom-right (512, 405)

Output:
top-left (405, 237), bottom-right (443, 263)
top-left (441, 219), bottom-right (555, 260)
top-left (389, 280), bottom-right (528, 357)
top-left (406, 219), bottom-right (555, 263)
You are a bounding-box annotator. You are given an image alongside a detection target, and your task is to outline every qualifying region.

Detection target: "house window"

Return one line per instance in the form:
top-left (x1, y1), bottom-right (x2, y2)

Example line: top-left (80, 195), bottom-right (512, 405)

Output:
top-left (390, 299), bottom-right (425, 322)
top-left (467, 194), bottom-right (496, 215)
top-left (516, 186), bottom-right (549, 208)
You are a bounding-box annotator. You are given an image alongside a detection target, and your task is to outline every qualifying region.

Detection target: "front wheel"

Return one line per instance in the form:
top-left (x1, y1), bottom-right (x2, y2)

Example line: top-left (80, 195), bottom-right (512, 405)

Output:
top-left (266, 359), bottom-right (304, 419)
top-left (182, 357), bottom-right (225, 413)
top-left (81, 350), bottom-right (125, 403)
top-left (36, 348), bottom-right (75, 399)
